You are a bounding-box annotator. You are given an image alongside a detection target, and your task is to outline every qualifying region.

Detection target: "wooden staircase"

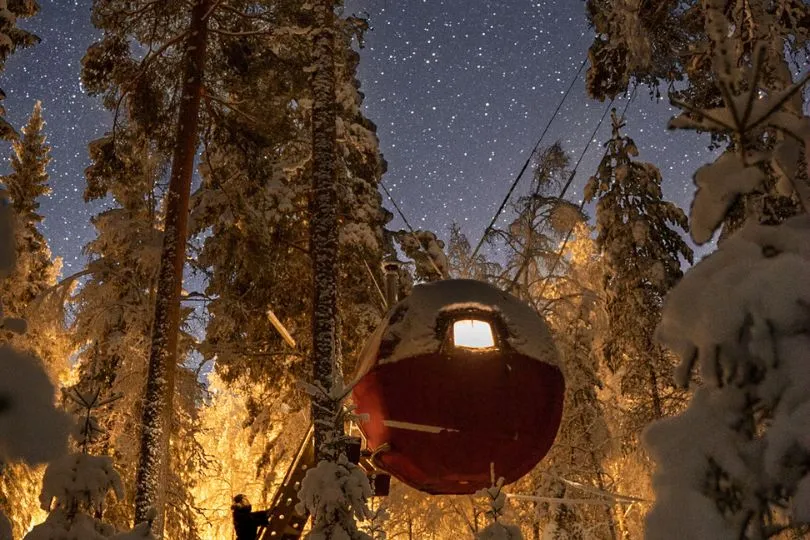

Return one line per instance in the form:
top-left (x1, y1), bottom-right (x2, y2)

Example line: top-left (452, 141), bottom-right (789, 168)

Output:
top-left (259, 426), bottom-right (314, 539)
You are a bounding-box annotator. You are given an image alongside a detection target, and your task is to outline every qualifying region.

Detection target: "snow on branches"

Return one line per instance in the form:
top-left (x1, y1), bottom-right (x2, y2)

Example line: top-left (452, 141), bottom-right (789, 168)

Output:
top-left (0, 186), bottom-right (72, 537)
top-left (474, 478), bottom-right (523, 540)
top-left (644, 215), bottom-right (810, 539)
top-left (296, 455), bottom-right (373, 540)
top-left (668, 3), bottom-right (810, 243)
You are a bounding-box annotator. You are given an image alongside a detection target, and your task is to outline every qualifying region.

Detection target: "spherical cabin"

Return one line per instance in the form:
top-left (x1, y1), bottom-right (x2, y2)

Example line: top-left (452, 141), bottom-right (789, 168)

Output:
top-left (351, 279), bottom-right (565, 495)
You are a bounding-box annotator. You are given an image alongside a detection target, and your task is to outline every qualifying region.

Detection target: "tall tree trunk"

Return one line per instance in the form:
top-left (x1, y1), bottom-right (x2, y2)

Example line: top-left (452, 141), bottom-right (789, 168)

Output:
top-left (310, 0), bottom-right (340, 461)
top-left (133, 0), bottom-right (210, 532)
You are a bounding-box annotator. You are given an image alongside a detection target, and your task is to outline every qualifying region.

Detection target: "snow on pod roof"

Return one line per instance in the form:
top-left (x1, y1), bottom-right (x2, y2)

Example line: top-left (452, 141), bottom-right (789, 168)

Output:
top-left (373, 279), bottom-right (561, 368)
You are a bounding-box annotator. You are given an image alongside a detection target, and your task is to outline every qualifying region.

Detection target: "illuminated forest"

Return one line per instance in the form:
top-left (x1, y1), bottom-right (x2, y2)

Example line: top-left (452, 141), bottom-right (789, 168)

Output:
top-left (0, 1), bottom-right (809, 539)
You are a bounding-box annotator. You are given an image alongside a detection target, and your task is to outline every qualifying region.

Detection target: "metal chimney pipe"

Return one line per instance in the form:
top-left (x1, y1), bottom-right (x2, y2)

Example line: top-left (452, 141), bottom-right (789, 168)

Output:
top-left (382, 260), bottom-right (401, 308)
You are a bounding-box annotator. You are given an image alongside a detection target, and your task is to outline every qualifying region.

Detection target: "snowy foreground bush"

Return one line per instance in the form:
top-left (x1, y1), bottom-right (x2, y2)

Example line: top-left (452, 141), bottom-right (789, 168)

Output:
top-left (297, 455), bottom-right (373, 540)
top-left (644, 215), bottom-right (810, 539)
top-left (22, 392), bottom-right (160, 540)
top-left (474, 478), bottom-right (522, 540)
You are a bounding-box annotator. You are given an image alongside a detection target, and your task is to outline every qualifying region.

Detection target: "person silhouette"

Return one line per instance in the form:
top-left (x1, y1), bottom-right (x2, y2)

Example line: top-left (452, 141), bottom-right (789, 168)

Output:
top-left (231, 494), bottom-right (271, 540)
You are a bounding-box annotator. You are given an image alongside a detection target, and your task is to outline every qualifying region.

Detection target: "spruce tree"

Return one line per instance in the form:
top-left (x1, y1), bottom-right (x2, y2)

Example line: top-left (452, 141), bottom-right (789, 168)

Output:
top-left (585, 0), bottom-right (810, 236)
top-left (0, 101), bottom-right (66, 377)
top-left (585, 110), bottom-right (692, 423)
top-left (72, 130), bottom-right (158, 530)
top-left (0, 101), bottom-right (57, 324)
top-left (0, 0), bottom-right (40, 140)
top-left (189, 1), bottom-right (386, 486)
top-left (639, 10), bottom-right (810, 536)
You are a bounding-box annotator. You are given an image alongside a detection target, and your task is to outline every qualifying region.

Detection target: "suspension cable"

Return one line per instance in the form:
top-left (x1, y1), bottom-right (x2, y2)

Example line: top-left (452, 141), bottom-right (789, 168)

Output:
top-left (535, 85), bottom-right (639, 307)
top-left (469, 56), bottom-right (589, 263)
top-left (559, 96), bottom-right (615, 200)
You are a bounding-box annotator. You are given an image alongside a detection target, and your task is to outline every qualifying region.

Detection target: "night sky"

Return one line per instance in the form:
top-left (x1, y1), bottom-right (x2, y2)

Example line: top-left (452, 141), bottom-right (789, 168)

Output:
top-left (3, 0), bottom-right (715, 276)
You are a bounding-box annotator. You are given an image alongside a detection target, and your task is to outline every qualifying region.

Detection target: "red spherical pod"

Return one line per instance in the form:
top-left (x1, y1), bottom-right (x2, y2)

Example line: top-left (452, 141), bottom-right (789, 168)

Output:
top-left (351, 279), bottom-right (565, 495)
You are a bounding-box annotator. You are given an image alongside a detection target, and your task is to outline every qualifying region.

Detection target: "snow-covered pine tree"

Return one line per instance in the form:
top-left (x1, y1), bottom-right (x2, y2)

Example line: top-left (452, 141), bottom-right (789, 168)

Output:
top-left (586, 0), bottom-right (810, 238)
top-left (584, 0), bottom-right (691, 102)
top-left (488, 142), bottom-right (585, 303)
top-left (585, 0), bottom-right (810, 104)
top-left (188, 0), bottom-right (313, 415)
top-left (663, 2), bottom-right (810, 242)
top-left (84, 1), bottom-right (387, 529)
top-left (0, 101), bottom-right (68, 374)
top-left (0, 101), bottom-right (70, 537)
top-left (642, 8), bottom-right (810, 537)
top-left (0, 344), bottom-right (71, 540)
top-left (443, 145), bottom-right (617, 538)
top-left (82, 0), bottom-right (332, 531)
top-left (584, 110), bottom-right (692, 424)
top-left (188, 0), bottom-right (386, 511)
top-left (0, 0), bottom-right (39, 140)
top-left (0, 101), bottom-right (62, 354)
top-left (393, 230), bottom-right (450, 282)
top-left (644, 216), bottom-right (810, 540)
top-left (333, 14), bottom-right (390, 367)
top-left (68, 125), bottom-right (204, 539)
top-left (447, 145), bottom-right (617, 538)
top-left (446, 223), bottom-right (501, 281)
top-left (474, 478), bottom-right (523, 540)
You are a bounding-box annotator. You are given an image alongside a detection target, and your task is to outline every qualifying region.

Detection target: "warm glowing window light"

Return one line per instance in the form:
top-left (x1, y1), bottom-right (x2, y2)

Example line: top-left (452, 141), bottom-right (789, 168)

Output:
top-left (453, 319), bottom-right (495, 349)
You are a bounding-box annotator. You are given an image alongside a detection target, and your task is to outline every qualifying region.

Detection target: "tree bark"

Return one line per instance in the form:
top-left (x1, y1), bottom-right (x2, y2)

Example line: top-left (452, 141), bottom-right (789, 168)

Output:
top-left (310, 0), bottom-right (341, 461)
top-left (133, 0), bottom-right (210, 532)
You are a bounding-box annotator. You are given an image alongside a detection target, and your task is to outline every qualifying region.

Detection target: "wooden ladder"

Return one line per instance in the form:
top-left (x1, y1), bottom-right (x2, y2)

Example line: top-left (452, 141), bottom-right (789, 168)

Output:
top-left (259, 425), bottom-right (314, 539)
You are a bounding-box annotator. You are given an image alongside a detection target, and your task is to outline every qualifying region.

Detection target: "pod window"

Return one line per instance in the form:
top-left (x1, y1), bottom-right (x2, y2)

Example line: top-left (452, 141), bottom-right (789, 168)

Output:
top-left (452, 319), bottom-right (495, 349)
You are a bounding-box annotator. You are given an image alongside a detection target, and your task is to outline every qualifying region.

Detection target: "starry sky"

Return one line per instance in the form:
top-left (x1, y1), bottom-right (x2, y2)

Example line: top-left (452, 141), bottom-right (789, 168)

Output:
top-left (3, 0), bottom-right (715, 276)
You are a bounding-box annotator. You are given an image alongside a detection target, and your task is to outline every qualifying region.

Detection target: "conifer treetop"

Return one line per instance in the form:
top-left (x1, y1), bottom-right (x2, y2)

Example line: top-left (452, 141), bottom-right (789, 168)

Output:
top-left (5, 101), bottom-right (49, 222)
